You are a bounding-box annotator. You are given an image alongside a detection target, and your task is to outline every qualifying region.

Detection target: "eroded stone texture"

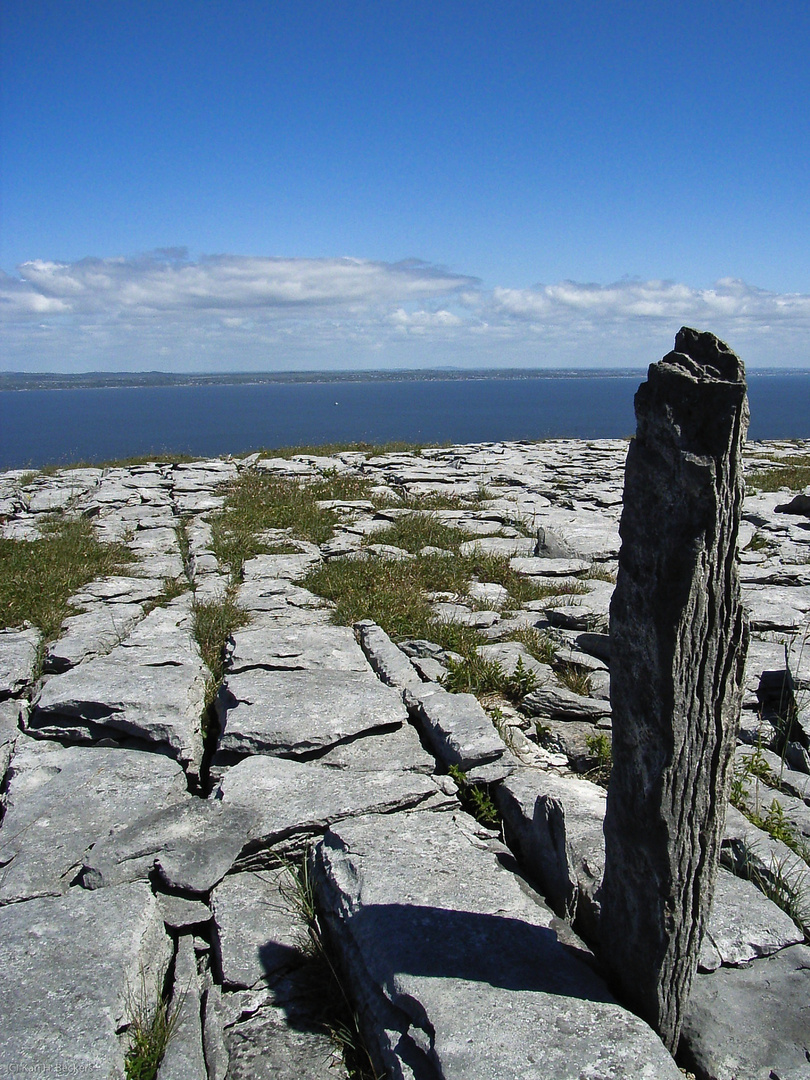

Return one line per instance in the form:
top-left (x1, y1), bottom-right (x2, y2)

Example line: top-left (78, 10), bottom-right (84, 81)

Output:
top-left (601, 328), bottom-right (750, 1050)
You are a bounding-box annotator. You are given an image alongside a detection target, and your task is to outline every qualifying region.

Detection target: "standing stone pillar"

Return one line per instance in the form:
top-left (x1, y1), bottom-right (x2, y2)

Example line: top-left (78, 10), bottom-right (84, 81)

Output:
top-left (600, 327), bottom-right (749, 1053)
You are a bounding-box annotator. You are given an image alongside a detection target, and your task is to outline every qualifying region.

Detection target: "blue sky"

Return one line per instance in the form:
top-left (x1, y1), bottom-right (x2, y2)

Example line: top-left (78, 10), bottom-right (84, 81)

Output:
top-left (2, 0), bottom-right (809, 372)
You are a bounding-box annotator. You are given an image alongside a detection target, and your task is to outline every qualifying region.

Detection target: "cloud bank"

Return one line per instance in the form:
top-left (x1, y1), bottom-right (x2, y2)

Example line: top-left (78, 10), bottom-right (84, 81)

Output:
top-left (2, 251), bottom-right (809, 371)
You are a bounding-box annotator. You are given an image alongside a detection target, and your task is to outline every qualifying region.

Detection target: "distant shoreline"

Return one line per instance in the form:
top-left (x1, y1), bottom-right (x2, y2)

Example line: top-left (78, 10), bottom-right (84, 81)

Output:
top-left (3, 366), bottom-right (809, 393)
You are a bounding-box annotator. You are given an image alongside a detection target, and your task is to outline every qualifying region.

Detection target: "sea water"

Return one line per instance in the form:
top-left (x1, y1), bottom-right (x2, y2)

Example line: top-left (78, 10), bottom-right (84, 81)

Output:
top-left (1, 373), bottom-right (808, 470)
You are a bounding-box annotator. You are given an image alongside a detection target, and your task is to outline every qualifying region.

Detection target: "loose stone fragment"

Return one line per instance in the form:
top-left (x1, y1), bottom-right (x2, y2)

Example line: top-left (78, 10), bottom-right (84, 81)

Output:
top-left (601, 328), bottom-right (750, 1051)
top-left (406, 684), bottom-right (508, 770)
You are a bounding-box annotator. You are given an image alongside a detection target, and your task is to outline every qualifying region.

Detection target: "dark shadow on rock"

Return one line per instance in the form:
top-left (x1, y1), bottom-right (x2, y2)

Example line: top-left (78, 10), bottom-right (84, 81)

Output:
top-left (339, 902), bottom-right (616, 1003)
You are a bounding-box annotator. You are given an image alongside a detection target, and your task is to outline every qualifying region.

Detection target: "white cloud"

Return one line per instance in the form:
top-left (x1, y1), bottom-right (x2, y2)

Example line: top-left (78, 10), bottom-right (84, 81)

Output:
top-left (1, 253), bottom-right (809, 371)
top-left (3, 253), bottom-right (477, 317)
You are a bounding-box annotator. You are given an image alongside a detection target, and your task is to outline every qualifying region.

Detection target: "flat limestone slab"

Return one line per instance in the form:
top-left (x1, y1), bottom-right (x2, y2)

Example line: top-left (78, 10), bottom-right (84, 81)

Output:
top-left (227, 622), bottom-right (368, 674)
top-left (313, 808), bottom-right (682, 1080)
top-left (0, 741), bottom-right (189, 904)
top-left (217, 755), bottom-right (450, 866)
top-left (27, 600), bottom-right (207, 777)
top-left (45, 601), bottom-right (144, 671)
top-left (217, 668), bottom-right (408, 757)
top-left (406, 684), bottom-right (507, 769)
top-left (681, 943), bottom-right (810, 1080)
top-left (0, 883), bottom-right (173, 1080)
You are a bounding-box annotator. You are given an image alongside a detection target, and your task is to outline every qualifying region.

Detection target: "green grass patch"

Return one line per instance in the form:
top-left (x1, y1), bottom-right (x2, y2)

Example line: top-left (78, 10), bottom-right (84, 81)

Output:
top-left (442, 653), bottom-right (538, 702)
top-left (302, 553), bottom-right (482, 654)
top-left (211, 471), bottom-right (376, 580)
top-left (124, 972), bottom-right (180, 1080)
top-left (0, 517), bottom-right (134, 639)
top-left (555, 663), bottom-right (593, 696)
top-left (368, 513), bottom-right (470, 554)
top-left (257, 440), bottom-right (428, 460)
top-left (504, 626), bottom-right (557, 665)
top-left (192, 593), bottom-right (251, 710)
top-left (747, 456), bottom-right (810, 492)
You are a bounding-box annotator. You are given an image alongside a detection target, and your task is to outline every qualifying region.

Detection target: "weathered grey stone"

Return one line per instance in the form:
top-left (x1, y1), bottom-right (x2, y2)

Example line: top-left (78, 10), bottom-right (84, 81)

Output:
top-left (475, 641), bottom-right (553, 680)
top-left (157, 934), bottom-right (207, 1080)
top-left (431, 601), bottom-right (501, 627)
top-left (156, 893), bottom-right (212, 929)
top-left (242, 549), bottom-right (321, 580)
top-left (70, 574), bottom-right (167, 604)
top-left (0, 626), bottom-right (39, 698)
top-left (316, 720), bottom-right (436, 773)
top-left (406, 684), bottom-right (507, 769)
top-left (81, 799), bottom-right (253, 894)
top-left (459, 535), bottom-right (535, 557)
top-left (312, 808), bottom-right (682, 1080)
top-left (681, 943), bottom-right (810, 1080)
top-left (522, 681), bottom-right (612, 723)
top-left (212, 869), bottom-right (304, 988)
top-left (601, 328), bottom-right (749, 1050)
top-left (217, 668), bottom-right (408, 758)
top-left (222, 1000), bottom-right (346, 1080)
top-left (544, 602), bottom-right (609, 632)
top-left (27, 599), bottom-right (207, 777)
top-left (510, 556), bottom-right (590, 576)
top-left (354, 620), bottom-right (423, 690)
top-left (0, 698), bottom-right (20, 779)
top-left (0, 882), bottom-right (173, 1080)
top-left (227, 621), bottom-right (367, 674)
top-left (496, 768), bottom-right (607, 939)
top-left (45, 601), bottom-right (144, 671)
top-left (698, 867), bottom-right (804, 972)
top-left (0, 742), bottom-right (188, 904)
top-left (217, 755), bottom-right (450, 865)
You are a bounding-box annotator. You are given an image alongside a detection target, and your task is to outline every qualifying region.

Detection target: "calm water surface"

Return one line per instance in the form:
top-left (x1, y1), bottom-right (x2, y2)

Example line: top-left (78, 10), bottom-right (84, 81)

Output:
top-left (1, 374), bottom-right (808, 470)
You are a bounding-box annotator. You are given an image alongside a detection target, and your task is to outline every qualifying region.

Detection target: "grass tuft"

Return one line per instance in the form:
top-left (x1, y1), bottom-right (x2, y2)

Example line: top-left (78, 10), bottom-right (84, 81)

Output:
top-left (124, 971), bottom-right (180, 1080)
top-left (747, 456), bottom-right (810, 493)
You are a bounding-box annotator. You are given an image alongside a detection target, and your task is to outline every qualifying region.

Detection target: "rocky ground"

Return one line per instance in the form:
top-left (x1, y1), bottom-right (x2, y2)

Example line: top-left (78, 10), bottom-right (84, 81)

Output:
top-left (1, 439), bottom-right (809, 1080)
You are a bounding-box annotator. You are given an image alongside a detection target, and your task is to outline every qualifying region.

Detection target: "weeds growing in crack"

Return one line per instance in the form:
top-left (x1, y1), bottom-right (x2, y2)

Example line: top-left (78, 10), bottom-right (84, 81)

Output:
top-left (442, 654), bottom-right (538, 703)
top-left (279, 856), bottom-right (383, 1080)
top-left (124, 968), bottom-right (181, 1080)
top-left (447, 765), bottom-right (501, 829)
top-left (505, 626), bottom-right (557, 665)
top-left (584, 731), bottom-right (612, 787)
top-left (729, 840), bottom-right (810, 939)
top-left (191, 592), bottom-right (250, 715)
top-left (555, 663), bottom-right (593, 696)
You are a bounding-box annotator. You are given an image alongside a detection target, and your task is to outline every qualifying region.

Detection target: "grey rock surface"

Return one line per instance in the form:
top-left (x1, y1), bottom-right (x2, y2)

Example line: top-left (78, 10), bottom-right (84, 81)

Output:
top-left (157, 934), bottom-right (207, 1080)
top-left (0, 626), bottom-right (40, 697)
top-left (0, 883), bottom-right (173, 1080)
top-left (497, 768), bottom-right (607, 938)
top-left (681, 943), bottom-right (810, 1080)
top-left (312, 808), bottom-right (682, 1080)
top-left (602, 328), bottom-right (750, 1050)
top-left (217, 755), bottom-right (450, 864)
top-left (28, 599), bottom-right (207, 777)
top-left (217, 667), bottom-right (408, 758)
top-left (354, 619), bottom-right (423, 690)
top-left (406, 684), bottom-right (507, 769)
top-left (0, 741), bottom-right (188, 904)
top-left (212, 869), bottom-right (304, 988)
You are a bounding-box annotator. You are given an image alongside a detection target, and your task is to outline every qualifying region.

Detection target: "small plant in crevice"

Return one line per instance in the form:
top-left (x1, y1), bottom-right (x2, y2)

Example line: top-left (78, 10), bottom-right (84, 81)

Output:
top-left (191, 593), bottom-right (250, 710)
top-left (584, 731), bottom-right (612, 787)
top-left (555, 663), bottom-right (593, 696)
top-left (141, 576), bottom-right (190, 616)
top-left (729, 840), bottom-right (810, 940)
top-left (447, 765), bottom-right (501, 829)
top-left (279, 857), bottom-right (382, 1080)
top-left (506, 626), bottom-right (557, 665)
top-left (124, 969), bottom-right (181, 1080)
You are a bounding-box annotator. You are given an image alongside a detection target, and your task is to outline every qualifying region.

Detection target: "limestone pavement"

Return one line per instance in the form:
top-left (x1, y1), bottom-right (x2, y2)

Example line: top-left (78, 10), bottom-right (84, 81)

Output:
top-left (0, 441), bottom-right (809, 1079)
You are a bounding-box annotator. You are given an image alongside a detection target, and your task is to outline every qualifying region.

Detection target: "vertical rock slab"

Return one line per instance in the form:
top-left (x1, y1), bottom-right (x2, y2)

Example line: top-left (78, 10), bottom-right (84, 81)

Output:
top-left (601, 328), bottom-right (750, 1051)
